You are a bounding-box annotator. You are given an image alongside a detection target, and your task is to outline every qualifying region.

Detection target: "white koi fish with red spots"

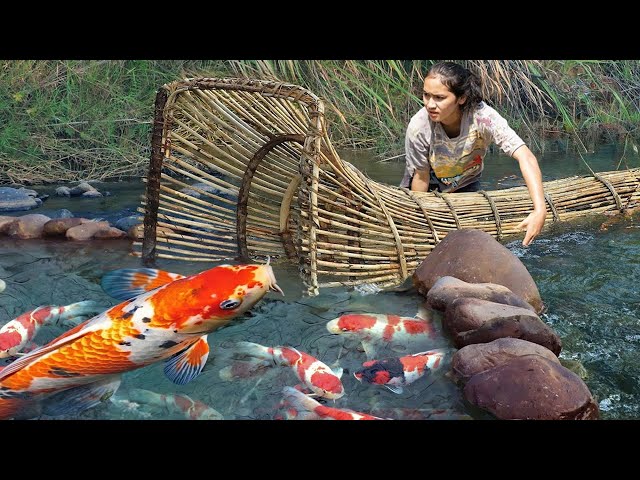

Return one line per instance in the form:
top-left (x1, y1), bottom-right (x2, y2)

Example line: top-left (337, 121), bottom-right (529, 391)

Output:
top-left (127, 388), bottom-right (223, 420)
top-left (218, 357), bottom-right (272, 381)
top-left (0, 301), bottom-right (103, 359)
top-left (0, 263), bottom-right (283, 420)
top-left (353, 348), bottom-right (447, 394)
top-left (278, 386), bottom-right (384, 420)
top-left (326, 313), bottom-right (440, 359)
top-left (234, 341), bottom-right (345, 400)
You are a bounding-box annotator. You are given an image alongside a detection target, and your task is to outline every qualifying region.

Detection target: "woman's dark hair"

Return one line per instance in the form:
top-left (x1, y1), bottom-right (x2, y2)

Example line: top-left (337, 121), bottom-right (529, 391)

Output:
top-left (426, 62), bottom-right (483, 112)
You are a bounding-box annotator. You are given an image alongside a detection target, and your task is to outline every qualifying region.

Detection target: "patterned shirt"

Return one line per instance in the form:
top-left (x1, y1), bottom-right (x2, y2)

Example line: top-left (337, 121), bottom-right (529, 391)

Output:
top-left (401, 101), bottom-right (525, 192)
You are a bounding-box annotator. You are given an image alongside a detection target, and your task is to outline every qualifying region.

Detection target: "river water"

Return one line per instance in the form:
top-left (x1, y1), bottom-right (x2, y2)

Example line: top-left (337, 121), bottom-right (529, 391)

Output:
top-left (1, 142), bottom-right (639, 420)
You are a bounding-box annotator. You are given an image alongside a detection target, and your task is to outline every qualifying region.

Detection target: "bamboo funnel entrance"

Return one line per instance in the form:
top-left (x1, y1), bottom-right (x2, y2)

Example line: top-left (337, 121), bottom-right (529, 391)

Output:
top-left (135, 77), bottom-right (640, 296)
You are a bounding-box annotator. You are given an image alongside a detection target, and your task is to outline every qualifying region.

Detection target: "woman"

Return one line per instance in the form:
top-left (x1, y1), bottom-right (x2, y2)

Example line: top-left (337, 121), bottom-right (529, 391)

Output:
top-left (401, 61), bottom-right (546, 246)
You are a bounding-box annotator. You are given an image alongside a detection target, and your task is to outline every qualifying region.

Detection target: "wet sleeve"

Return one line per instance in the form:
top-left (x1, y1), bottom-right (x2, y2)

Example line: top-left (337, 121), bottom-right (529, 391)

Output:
top-left (482, 107), bottom-right (526, 156)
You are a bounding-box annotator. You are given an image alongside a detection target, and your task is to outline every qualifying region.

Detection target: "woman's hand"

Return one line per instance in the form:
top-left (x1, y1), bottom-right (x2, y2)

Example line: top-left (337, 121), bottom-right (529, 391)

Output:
top-left (512, 145), bottom-right (546, 246)
top-left (517, 209), bottom-right (546, 246)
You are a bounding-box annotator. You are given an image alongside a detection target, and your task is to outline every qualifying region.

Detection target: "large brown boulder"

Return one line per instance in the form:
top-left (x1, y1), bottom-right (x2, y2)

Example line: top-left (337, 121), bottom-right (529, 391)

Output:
top-left (66, 221), bottom-right (111, 241)
top-left (413, 229), bottom-right (544, 313)
top-left (42, 218), bottom-right (86, 236)
top-left (93, 227), bottom-right (128, 239)
top-left (444, 298), bottom-right (562, 355)
top-left (426, 276), bottom-right (535, 312)
top-left (463, 355), bottom-right (599, 420)
top-left (6, 214), bottom-right (51, 239)
top-left (0, 216), bottom-right (16, 234)
top-left (451, 337), bottom-right (561, 383)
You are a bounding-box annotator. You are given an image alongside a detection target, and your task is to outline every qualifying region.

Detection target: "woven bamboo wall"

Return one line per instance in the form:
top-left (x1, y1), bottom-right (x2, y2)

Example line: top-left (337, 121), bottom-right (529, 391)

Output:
top-left (134, 77), bottom-right (640, 296)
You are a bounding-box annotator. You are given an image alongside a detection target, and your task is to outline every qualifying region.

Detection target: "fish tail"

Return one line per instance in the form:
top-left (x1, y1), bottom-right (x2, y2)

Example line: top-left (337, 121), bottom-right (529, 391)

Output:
top-left (0, 395), bottom-right (41, 420)
top-left (234, 341), bottom-right (273, 361)
top-left (57, 301), bottom-right (103, 323)
top-left (281, 386), bottom-right (319, 412)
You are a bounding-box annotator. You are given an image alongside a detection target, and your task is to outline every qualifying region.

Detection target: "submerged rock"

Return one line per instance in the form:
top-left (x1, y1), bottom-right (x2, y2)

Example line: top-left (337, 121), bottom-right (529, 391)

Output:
top-left (451, 337), bottom-right (561, 383)
top-left (463, 355), bottom-right (599, 420)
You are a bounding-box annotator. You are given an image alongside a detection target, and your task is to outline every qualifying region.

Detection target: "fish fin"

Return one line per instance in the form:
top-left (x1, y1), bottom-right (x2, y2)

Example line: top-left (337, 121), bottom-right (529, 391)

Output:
top-left (41, 375), bottom-right (122, 417)
top-left (384, 385), bottom-right (404, 395)
top-left (218, 358), bottom-right (271, 381)
top-left (289, 347), bottom-right (304, 366)
top-left (127, 388), bottom-right (163, 406)
top-left (415, 303), bottom-right (433, 321)
top-left (282, 386), bottom-right (321, 411)
top-left (412, 348), bottom-right (449, 357)
top-left (56, 300), bottom-right (103, 324)
top-left (101, 268), bottom-right (185, 301)
top-left (361, 340), bottom-right (377, 360)
top-left (233, 341), bottom-right (271, 361)
top-left (163, 335), bottom-right (210, 385)
top-left (331, 366), bottom-right (344, 379)
top-left (0, 395), bottom-right (42, 420)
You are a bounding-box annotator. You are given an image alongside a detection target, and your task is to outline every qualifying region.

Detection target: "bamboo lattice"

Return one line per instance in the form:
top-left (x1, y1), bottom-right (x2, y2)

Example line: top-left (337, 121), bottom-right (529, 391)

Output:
top-left (134, 77), bottom-right (640, 296)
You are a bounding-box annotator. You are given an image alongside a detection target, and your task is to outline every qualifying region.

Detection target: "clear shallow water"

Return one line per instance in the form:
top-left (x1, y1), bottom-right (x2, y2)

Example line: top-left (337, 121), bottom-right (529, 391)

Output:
top-left (1, 143), bottom-right (639, 420)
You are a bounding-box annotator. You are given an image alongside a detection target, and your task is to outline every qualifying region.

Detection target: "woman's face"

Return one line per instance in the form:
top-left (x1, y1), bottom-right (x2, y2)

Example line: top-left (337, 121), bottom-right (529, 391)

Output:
top-left (422, 75), bottom-right (466, 127)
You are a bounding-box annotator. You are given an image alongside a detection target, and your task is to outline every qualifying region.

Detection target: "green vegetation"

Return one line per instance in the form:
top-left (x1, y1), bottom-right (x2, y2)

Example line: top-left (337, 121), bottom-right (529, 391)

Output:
top-left (1, 60), bottom-right (639, 184)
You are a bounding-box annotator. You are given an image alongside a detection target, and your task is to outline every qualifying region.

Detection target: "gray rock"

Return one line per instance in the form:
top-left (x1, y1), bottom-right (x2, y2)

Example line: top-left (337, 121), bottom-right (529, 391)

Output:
top-left (0, 187), bottom-right (40, 212)
top-left (18, 188), bottom-right (38, 197)
top-left (69, 182), bottom-right (97, 196)
top-left (81, 190), bottom-right (103, 198)
top-left (55, 186), bottom-right (71, 197)
top-left (50, 209), bottom-right (74, 219)
top-left (114, 215), bottom-right (141, 232)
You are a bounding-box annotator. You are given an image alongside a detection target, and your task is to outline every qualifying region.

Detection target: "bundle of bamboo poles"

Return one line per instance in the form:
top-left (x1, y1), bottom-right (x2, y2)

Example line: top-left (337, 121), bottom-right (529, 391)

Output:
top-left (135, 77), bottom-right (640, 296)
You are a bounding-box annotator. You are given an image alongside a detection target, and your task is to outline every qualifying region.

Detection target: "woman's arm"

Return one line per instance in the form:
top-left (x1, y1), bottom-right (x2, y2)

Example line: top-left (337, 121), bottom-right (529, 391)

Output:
top-left (411, 168), bottom-right (431, 192)
top-left (512, 145), bottom-right (547, 246)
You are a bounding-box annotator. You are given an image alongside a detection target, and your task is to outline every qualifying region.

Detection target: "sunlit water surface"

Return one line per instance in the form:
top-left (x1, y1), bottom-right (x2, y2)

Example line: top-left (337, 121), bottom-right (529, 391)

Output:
top-left (1, 143), bottom-right (639, 420)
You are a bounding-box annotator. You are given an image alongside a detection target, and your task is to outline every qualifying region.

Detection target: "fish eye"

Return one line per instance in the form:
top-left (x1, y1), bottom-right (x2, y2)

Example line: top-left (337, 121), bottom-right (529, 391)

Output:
top-left (220, 299), bottom-right (242, 310)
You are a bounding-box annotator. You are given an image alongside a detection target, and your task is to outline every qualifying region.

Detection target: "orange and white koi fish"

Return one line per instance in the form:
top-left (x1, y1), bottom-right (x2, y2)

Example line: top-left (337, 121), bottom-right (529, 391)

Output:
top-left (0, 301), bottom-right (103, 358)
top-left (127, 388), bottom-right (223, 420)
top-left (102, 267), bottom-right (210, 386)
top-left (326, 313), bottom-right (440, 359)
top-left (0, 263), bottom-right (283, 420)
top-left (278, 386), bottom-right (384, 420)
top-left (234, 341), bottom-right (344, 400)
top-left (353, 349), bottom-right (447, 394)
top-left (0, 279), bottom-right (6, 293)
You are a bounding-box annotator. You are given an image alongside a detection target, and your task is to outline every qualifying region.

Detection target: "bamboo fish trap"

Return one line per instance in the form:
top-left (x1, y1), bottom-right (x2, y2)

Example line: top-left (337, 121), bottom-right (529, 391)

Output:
top-left (136, 77), bottom-right (640, 296)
